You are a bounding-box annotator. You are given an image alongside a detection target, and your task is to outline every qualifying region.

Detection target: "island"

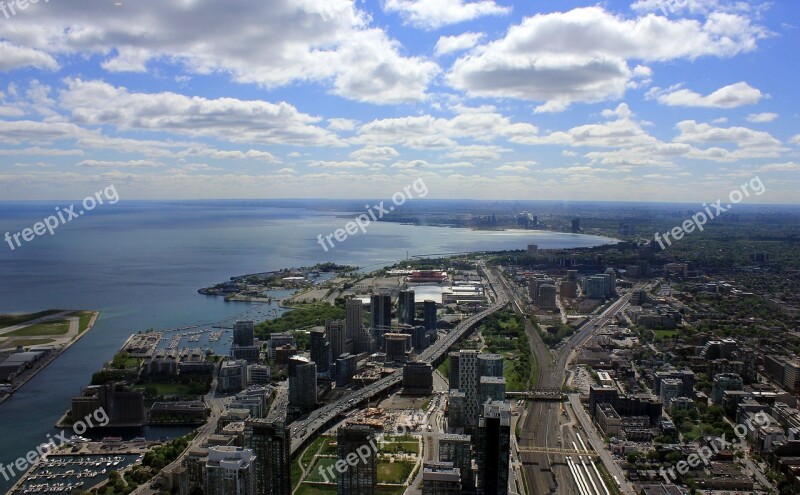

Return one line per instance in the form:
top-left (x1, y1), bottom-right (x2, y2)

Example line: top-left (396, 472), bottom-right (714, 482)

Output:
top-left (0, 309), bottom-right (99, 403)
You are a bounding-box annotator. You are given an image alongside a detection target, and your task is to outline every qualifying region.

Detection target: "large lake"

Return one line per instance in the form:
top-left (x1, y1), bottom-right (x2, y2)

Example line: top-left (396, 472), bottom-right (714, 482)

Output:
top-left (0, 200), bottom-right (614, 491)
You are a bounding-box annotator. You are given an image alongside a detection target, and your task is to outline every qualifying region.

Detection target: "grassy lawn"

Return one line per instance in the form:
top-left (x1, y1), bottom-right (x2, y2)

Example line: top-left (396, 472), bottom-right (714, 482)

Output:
top-left (77, 311), bottom-right (95, 334)
top-left (295, 484), bottom-right (337, 495)
top-left (386, 435), bottom-right (415, 443)
top-left (292, 461), bottom-right (303, 491)
top-left (133, 382), bottom-right (182, 396)
top-left (5, 320), bottom-right (70, 337)
top-left (0, 338), bottom-right (55, 349)
top-left (295, 435), bottom-right (330, 488)
top-left (112, 351), bottom-right (142, 368)
top-left (306, 458), bottom-right (338, 482)
top-left (436, 355), bottom-right (450, 383)
top-left (302, 436), bottom-right (328, 468)
top-left (318, 438), bottom-right (338, 456)
top-left (0, 310), bottom-right (62, 329)
top-left (377, 461), bottom-right (415, 484)
top-left (378, 442), bottom-right (419, 455)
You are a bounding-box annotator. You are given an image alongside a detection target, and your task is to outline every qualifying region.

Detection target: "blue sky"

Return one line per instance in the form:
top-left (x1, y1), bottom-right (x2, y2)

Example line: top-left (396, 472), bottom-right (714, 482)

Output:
top-left (0, 0), bottom-right (798, 203)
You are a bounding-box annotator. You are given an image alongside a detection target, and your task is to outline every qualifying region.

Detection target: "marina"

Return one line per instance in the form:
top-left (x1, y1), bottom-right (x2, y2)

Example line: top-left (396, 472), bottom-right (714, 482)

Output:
top-left (151, 293), bottom-right (292, 354)
top-left (10, 454), bottom-right (142, 495)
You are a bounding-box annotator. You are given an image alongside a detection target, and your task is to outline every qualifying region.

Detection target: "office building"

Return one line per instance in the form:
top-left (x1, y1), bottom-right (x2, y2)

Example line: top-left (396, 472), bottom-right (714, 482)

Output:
top-left (588, 386), bottom-right (619, 416)
top-left (529, 275), bottom-right (557, 308)
top-left (230, 387), bottom-right (271, 419)
top-left (447, 352), bottom-right (460, 389)
top-left (326, 320), bottom-right (346, 361)
top-left (659, 378), bottom-right (683, 406)
top-left (559, 278), bottom-right (577, 299)
top-left (478, 376), bottom-right (506, 409)
top-left (105, 387), bottom-right (146, 426)
top-left (457, 350), bottom-right (479, 429)
top-left (384, 333), bottom-right (413, 363)
top-left (233, 321), bottom-right (255, 347)
top-left (421, 462), bottom-right (461, 495)
top-left (310, 330), bottom-right (331, 374)
top-left (537, 283), bottom-right (557, 309)
top-left (220, 360), bottom-right (248, 394)
top-left (288, 357), bottom-right (317, 412)
top-left (439, 434), bottom-right (472, 492)
top-left (204, 446), bottom-right (256, 495)
top-left (244, 417), bottom-right (290, 495)
top-left (248, 364), bottom-right (271, 385)
top-left (266, 333), bottom-right (295, 361)
top-left (423, 300), bottom-right (437, 334)
top-left (402, 361), bottom-right (433, 395)
top-left (584, 275), bottom-right (608, 299)
top-left (335, 353), bottom-right (358, 387)
top-left (370, 293), bottom-right (392, 332)
top-left (72, 384), bottom-right (146, 427)
top-left (346, 298), bottom-right (363, 342)
top-left (405, 324), bottom-right (428, 352)
top-left (784, 360), bottom-right (800, 394)
top-left (347, 299), bottom-right (373, 353)
top-left (448, 390), bottom-right (466, 430)
top-left (475, 401), bottom-right (511, 495)
top-left (712, 373), bottom-right (744, 404)
top-left (274, 345), bottom-right (298, 365)
top-left (398, 290), bottom-right (415, 326)
top-left (588, 386), bottom-right (663, 426)
top-left (596, 403), bottom-right (623, 437)
top-left (337, 425), bottom-right (377, 495)
top-left (456, 353), bottom-right (504, 428)
top-left (457, 350), bottom-right (478, 393)
top-left (653, 369), bottom-right (696, 398)
top-left (477, 353), bottom-right (503, 378)
top-left (604, 268), bottom-right (616, 295)
top-left (232, 345), bottom-right (261, 363)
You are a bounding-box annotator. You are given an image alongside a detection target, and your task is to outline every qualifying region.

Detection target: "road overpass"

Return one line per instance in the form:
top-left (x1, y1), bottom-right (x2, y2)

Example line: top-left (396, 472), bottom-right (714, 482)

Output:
top-left (288, 263), bottom-right (508, 456)
top-left (506, 387), bottom-right (564, 401)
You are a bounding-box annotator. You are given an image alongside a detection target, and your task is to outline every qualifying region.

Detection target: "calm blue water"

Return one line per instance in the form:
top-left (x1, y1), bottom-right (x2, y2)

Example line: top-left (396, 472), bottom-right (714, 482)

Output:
top-left (0, 200), bottom-right (614, 491)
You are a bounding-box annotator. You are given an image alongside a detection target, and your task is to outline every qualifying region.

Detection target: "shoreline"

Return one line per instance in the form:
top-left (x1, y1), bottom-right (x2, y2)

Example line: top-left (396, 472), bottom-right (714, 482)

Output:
top-left (0, 311), bottom-right (100, 407)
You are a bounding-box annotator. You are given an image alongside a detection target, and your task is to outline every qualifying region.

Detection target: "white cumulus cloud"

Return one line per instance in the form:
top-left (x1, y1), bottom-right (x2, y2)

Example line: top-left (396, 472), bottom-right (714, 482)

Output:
top-left (435, 32), bottom-right (485, 56)
top-left (648, 82), bottom-right (764, 108)
top-left (384, 0), bottom-right (510, 30)
top-left (448, 7), bottom-right (768, 110)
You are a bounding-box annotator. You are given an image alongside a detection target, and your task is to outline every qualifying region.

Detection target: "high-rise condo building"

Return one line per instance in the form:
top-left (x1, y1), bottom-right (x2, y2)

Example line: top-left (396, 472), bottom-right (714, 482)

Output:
top-left (475, 401), bottom-right (511, 495)
top-left (204, 446), bottom-right (256, 495)
top-left (398, 290), bottom-right (415, 326)
top-left (337, 425), bottom-right (377, 495)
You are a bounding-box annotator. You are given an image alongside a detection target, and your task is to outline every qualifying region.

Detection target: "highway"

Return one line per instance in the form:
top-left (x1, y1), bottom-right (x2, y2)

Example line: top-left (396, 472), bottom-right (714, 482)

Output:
top-left (288, 263), bottom-right (508, 455)
top-left (493, 266), bottom-right (633, 495)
